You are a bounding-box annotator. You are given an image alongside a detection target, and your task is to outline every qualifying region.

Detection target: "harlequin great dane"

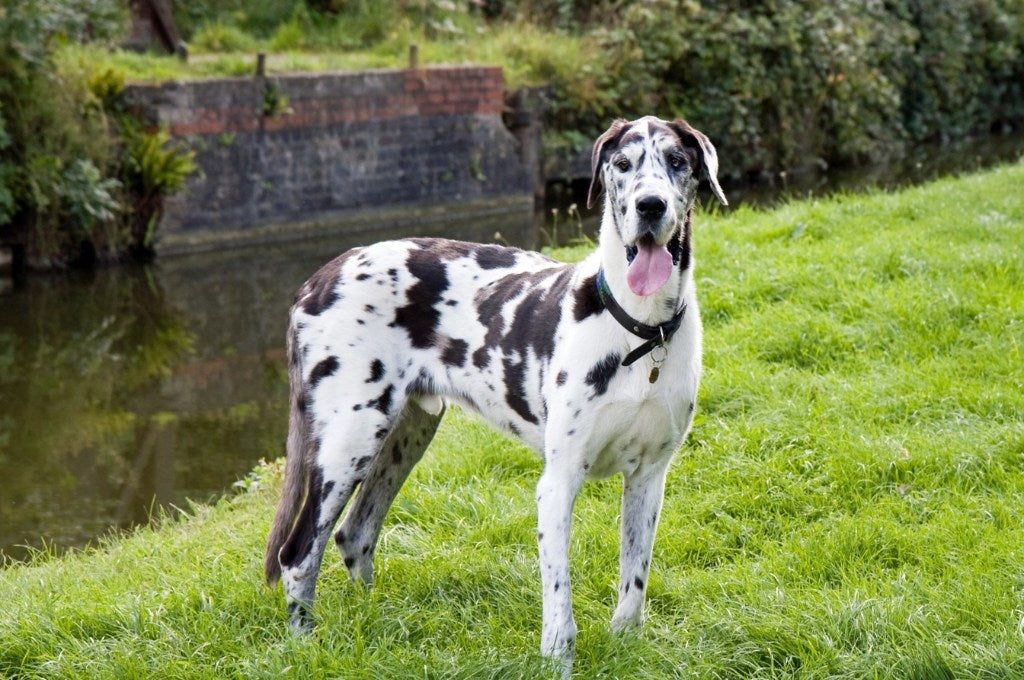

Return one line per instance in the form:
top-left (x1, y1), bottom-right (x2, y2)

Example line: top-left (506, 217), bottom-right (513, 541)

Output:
top-left (265, 116), bottom-right (727, 667)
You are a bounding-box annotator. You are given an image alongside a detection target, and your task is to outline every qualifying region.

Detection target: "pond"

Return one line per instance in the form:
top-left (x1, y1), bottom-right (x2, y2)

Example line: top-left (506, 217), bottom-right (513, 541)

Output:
top-left (2, 131), bottom-right (1023, 563)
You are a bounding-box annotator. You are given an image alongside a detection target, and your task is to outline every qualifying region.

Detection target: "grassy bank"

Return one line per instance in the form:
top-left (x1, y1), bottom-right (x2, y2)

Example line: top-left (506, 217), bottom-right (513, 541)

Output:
top-left (2, 164), bottom-right (1023, 678)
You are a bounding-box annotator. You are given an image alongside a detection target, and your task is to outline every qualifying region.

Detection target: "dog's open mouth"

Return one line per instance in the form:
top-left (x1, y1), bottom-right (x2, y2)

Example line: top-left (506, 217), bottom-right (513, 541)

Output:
top-left (625, 233), bottom-right (674, 296)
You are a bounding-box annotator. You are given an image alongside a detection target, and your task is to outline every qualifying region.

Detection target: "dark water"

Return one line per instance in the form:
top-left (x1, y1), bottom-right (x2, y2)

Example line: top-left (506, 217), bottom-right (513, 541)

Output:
top-left (2, 131), bottom-right (1023, 562)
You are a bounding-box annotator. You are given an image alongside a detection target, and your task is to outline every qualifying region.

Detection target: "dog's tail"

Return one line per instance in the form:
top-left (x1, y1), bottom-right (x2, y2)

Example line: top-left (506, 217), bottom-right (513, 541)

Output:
top-left (264, 324), bottom-right (309, 585)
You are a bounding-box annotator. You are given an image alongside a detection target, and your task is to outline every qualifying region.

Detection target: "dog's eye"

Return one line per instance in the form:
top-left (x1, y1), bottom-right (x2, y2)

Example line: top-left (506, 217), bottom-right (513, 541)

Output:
top-left (614, 158), bottom-right (631, 172)
top-left (669, 154), bottom-right (686, 170)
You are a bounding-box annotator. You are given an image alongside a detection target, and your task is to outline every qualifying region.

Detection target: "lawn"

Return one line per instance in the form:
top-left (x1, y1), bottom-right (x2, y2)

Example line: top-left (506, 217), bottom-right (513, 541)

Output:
top-left (2, 164), bottom-right (1023, 678)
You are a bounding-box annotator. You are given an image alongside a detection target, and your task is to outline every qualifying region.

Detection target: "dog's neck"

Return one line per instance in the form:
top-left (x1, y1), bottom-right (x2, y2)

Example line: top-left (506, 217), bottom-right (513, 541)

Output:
top-left (598, 204), bottom-right (692, 326)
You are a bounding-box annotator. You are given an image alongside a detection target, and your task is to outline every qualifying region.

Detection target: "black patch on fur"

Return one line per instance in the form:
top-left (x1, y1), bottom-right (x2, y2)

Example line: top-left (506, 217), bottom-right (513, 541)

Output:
top-left (366, 384), bottom-right (394, 414)
top-left (472, 346), bottom-right (491, 369)
top-left (355, 272), bottom-right (371, 281)
top-left (355, 455), bottom-right (373, 471)
top-left (499, 267), bottom-right (571, 362)
top-left (366, 359), bottom-right (385, 383)
top-left (572, 273), bottom-right (604, 321)
top-left (364, 304), bottom-right (376, 313)
top-left (374, 427), bottom-right (389, 440)
top-left (556, 370), bottom-right (568, 386)
top-left (279, 465), bottom-right (325, 568)
top-left (585, 352), bottom-right (621, 396)
top-left (308, 356), bottom-right (340, 389)
top-left (392, 247), bottom-right (450, 348)
top-left (502, 358), bottom-right (537, 424)
top-left (471, 272), bottom-right (531, 369)
top-left (680, 210), bottom-right (693, 271)
top-left (298, 251), bottom-right (354, 316)
top-left (392, 447), bottom-right (403, 464)
top-left (408, 237), bottom-right (480, 261)
top-left (634, 576), bottom-right (644, 591)
top-left (442, 338), bottom-right (469, 367)
top-left (475, 245), bottom-right (518, 269)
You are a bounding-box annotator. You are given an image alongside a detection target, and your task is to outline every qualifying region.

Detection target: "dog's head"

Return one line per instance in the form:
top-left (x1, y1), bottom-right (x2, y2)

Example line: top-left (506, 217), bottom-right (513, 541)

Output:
top-left (587, 116), bottom-right (727, 296)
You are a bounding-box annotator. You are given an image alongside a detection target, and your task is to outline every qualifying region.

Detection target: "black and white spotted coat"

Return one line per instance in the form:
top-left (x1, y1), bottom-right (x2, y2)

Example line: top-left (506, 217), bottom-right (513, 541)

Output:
top-left (265, 115), bottom-right (727, 671)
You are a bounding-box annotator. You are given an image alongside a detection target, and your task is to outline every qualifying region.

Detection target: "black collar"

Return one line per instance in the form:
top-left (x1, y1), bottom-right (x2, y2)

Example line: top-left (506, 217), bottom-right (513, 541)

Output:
top-left (596, 268), bottom-right (686, 367)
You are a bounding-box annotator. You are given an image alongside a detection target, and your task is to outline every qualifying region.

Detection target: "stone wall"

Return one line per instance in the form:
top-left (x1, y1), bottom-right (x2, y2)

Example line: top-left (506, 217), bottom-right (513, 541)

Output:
top-left (124, 66), bottom-right (535, 255)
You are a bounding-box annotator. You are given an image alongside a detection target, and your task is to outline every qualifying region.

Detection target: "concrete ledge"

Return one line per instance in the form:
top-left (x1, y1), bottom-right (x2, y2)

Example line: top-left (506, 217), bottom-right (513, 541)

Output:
top-left (156, 194), bottom-right (535, 256)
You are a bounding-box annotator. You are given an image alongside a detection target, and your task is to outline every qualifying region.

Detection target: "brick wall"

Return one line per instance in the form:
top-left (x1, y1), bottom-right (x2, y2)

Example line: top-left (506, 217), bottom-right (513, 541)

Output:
top-left (124, 67), bottom-right (534, 255)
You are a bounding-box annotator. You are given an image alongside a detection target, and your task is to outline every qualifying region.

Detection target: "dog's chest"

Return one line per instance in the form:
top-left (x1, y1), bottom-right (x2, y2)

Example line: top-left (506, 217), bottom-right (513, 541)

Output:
top-left (584, 395), bottom-right (676, 478)
top-left (576, 353), bottom-right (698, 478)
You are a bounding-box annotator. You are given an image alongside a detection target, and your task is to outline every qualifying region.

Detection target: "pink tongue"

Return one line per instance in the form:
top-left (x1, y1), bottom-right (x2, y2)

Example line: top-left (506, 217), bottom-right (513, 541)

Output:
top-left (626, 242), bottom-right (673, 296)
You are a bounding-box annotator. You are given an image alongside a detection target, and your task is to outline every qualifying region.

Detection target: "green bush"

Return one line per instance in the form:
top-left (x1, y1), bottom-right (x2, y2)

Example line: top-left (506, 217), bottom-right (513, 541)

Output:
top-left (167, 0), bottom-right (1024, 180)
top-left (121, 124), bottom-right (197, 255)
top-left (0, 0), bottom-right (199, 266)
top-left (0, 0), bottom-right (127, 264)
top-left (536, 0), bottom-right (1024, 178)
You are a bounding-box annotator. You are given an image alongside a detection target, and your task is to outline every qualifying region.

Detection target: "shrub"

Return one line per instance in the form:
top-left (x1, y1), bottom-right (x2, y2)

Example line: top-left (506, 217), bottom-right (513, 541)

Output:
top-left (120, 124), bottom-right (197, 256)
top-left (536, 0), bottom-right (1024, 178)
top-left (0, 0), bottom-right (128, 265)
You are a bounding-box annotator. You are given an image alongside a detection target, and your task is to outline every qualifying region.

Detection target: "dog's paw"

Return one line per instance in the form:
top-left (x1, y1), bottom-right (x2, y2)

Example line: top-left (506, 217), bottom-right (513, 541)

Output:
top-left (610, 606), bottom-right (644, 633)
top-left (287, 600), bottom-right (315, 634)
top-left (336, 535), bottom-right (375, 586)
top-left (540, 617), bottom-right (577, 676)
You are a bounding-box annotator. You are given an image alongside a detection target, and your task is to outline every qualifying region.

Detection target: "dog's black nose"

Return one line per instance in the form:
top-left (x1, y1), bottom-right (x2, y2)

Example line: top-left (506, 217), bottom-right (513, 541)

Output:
top-left (636, 195), bottom-right (667, 219)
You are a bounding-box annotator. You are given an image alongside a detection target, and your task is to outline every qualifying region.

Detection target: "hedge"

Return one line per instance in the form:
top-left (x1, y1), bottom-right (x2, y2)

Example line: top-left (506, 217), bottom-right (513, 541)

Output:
top-left (530, 0), bottom-right (1024, 178)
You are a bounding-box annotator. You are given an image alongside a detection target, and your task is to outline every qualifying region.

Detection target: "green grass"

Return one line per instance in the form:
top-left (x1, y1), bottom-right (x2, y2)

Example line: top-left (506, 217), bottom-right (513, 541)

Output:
top-left (3, 165), bottom-right (1024, 678)
top-left (56, 20), bottom-right (594, 92)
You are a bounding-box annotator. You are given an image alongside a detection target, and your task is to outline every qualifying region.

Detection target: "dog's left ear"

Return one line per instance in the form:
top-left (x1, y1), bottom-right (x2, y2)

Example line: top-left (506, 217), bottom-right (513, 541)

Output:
top-left (669, 120), bottom-right (728, 206)
top-left (586, 118), bottom-right (631, 210)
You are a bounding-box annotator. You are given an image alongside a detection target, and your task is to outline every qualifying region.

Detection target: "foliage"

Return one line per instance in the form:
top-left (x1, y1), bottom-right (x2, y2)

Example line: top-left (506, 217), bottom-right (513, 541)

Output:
top-left (140, 0), bottom-right (1024, 181)
top-left (56, 159), bottom-right (122, 242)
top-left (1, 164), bottom-right (1023, 676)
top-left (0, 0), bottom-right (201, 266)
top-left (120, 123), bottom-right (198, 254)
top-left (537, 0), bottom-right (1024, 177)
top-left (0, 0), bottom-right (127, 263)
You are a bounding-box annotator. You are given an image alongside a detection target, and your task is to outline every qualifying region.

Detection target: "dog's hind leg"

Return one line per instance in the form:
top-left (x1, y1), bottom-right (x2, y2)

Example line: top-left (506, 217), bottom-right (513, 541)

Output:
top-left (335, 399), bottom-right (444, 585)
top-left (610, 460), bottom-right (671, 632)
top-left (277, 414), bottom-right (392, 633)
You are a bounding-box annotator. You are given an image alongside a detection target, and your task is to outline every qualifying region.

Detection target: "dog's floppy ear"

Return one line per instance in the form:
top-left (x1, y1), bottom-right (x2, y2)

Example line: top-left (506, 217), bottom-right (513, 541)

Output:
top-left (669, 119), bottom-right (728, 206)
top-left (586, 118), bottom-right (631, 210)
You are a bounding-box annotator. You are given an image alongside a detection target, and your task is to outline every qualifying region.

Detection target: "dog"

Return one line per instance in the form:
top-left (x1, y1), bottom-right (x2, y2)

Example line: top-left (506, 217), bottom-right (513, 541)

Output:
top-left (264, 116), bottom-right (727, 667)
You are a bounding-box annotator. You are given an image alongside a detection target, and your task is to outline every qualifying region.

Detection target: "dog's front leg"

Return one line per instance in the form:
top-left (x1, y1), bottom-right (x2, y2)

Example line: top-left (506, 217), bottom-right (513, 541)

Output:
top-left (535, 460), bottom-right (584, 668)
top-left (611, 460), bottom-right (670, 632)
